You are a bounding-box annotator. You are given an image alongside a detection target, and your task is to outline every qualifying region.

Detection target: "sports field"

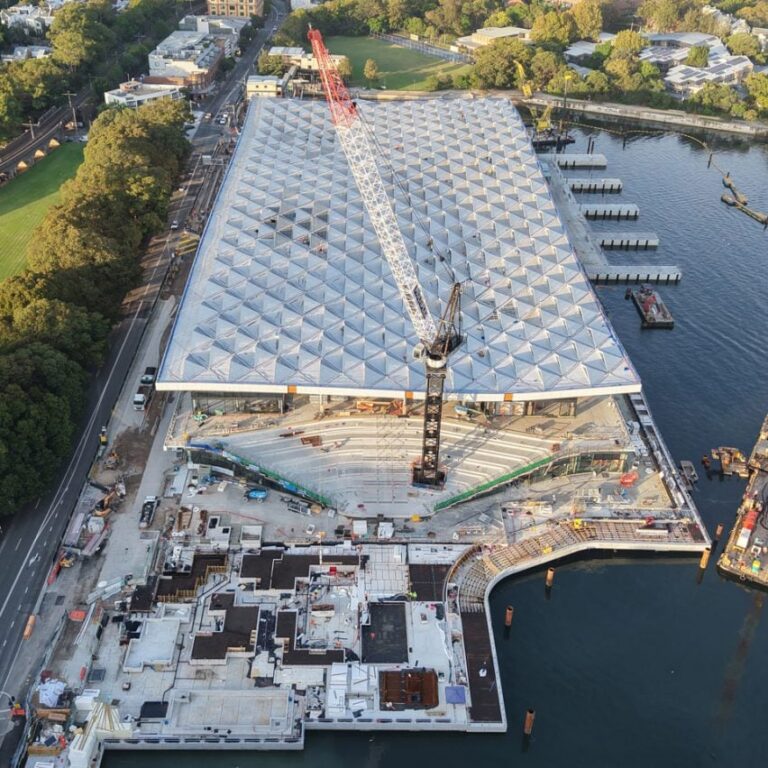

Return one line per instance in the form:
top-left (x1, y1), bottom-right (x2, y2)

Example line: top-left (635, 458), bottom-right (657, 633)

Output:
top-left (326, 36), bottom-right (472, 91)
top-left (0, 142), bottom-right (84, 281)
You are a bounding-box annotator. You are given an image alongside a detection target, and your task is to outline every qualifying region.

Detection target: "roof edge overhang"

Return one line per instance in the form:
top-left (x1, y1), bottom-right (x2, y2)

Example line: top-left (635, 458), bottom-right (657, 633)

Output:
top-left (155, 381), bottom-right (642, 402)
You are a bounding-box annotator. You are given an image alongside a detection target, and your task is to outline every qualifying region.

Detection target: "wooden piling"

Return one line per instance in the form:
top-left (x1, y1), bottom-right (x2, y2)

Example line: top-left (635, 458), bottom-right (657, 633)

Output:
top-left (523, 708), bottom-right (536, 735)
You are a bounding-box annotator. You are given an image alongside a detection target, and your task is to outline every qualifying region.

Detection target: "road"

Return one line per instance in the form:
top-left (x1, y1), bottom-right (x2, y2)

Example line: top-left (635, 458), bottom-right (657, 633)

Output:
top-left (0, 4), bottom-right (287, 762)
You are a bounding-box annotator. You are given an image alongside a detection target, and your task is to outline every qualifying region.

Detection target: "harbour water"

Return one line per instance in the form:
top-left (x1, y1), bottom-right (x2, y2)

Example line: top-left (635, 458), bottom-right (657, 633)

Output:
top-left (104, 125), bottom-right (768, 766)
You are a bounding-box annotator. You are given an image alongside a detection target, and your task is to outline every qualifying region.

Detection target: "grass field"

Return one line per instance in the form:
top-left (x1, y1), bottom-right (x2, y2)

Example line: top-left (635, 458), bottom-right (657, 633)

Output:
top-left (326, 36), bottom-right (472, 91)
top-left (0, 143), bottom-right (85, 281)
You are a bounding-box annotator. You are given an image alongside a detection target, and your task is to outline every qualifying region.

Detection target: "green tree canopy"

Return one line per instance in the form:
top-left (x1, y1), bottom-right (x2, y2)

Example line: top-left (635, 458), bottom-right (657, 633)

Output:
top-left (363, 57), bottom-right (379, 82)
top-left (530, 11), bottom-right (577, 47)
top-left (746, 72), bottom-right (768, 112)
top-left (50, 3), bottom-right (115, 70)
top-left (471, 38), bottom-right (532, 89)
top-left (610, 29), bottom-right (646, 59)
top-left (0, 344), bottom-right (86, 517)
top-left (726, 33), bottom-right (762, 59)
top-left (571, 0), bottom-right (603, 41)
top-left (737, 2), bottom-right (768, 27)
top-left (685, 45), bottom-right (710, 68)
top-left (638, 0), bottom-right (684, 31)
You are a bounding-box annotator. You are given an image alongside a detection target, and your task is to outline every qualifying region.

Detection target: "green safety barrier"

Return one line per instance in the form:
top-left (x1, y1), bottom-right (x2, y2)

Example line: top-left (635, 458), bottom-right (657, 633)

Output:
top-left (433, 454), bottom-right (555, 512)
top-left (195, 445), bottom-right (334, 508)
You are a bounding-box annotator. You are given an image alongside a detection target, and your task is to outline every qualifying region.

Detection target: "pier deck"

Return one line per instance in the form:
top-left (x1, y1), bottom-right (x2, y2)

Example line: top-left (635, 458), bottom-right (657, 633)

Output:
top-left (540, 153), bottom-right (608, 169)
top-left (570, 177), bottom-right (622, 193)
top-left (580, 203), bottom-right (639, 220)
top-left (599, 233), bottom-right (660, 250)
top-left (589, 267), bottom-right (681, 284)
top-left (718, 414), bottom-right (768, 588)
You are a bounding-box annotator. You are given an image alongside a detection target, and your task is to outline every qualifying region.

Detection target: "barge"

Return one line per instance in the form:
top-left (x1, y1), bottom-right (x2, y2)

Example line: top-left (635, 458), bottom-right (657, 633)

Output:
top-left (717, 414), bottom-right (768, 588)
top-left (628, 285), bottom-right (674, 328)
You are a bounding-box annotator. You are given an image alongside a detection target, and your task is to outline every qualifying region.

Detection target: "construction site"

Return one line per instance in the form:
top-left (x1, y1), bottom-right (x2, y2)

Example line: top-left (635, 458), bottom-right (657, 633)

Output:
top-left (18, 34), bottom-right (711, 768)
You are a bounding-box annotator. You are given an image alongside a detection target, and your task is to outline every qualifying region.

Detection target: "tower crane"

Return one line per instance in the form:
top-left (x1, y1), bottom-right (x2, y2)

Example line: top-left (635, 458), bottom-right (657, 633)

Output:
top-left (308, 28), bottom-right (462, 488)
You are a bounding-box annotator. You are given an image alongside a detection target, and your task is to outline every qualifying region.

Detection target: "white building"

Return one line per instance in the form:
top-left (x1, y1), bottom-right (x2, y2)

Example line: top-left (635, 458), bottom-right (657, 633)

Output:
top-left (0, 4), bottom-right (54, 35)
top-left (564, 33), bottom-right (616, 63)
top-left (158, 97), bottom-right (639, 403)
top-left (178, 14), bottom-right (248, 56)
top-left (665, 54), bottom-right (754, 96)
top-left (456, 26), bottom-right (530, 53)
top-left (0, 45), bottom-right (52, 63)
top-left (104, 80), bottom-right (185, 108)
top-left (266, 46), bottom-right (346, 73)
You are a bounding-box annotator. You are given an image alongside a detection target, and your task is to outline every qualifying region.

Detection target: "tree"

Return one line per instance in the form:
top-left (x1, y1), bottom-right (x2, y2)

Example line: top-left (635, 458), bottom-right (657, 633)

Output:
top-left (0, 344), bottom-right (86, 517)
top-left (610, 30), bottom-right (645, 59)
top-left (571, 0), bottom-right (602, 42)
top-left (726, 33), bottom-right (762, 59)
top-left (688, 82), bottom-right (743, 115)
top-left (530, 49), bottom-right (562, 88)
top-left (737, 2), bottom-right (768, 27)
top-left (258, 52), bottom-right (285, 75)
top-left (746, 72), bottom-right (768, 112)
top-left (49, 3), bottom-right (115, 70)
top-left (638, 0), bottom-right (683, 32)
top-left (471, 38), bottom-right (532, 89)
top-left (337, 56), bottom-right (353, 80)
top-left (530, 11), bottom-right (577, 47)
top-left (0, 299), bottom-right (108, 368)
top-left (585, 69), bottom-right (610, 94)
top-left (386, 0), bottom-right (409, 29)
top-left (685, 45), bottom-right (709, 68)
top-left (363, 58), bottom-right (379, 83)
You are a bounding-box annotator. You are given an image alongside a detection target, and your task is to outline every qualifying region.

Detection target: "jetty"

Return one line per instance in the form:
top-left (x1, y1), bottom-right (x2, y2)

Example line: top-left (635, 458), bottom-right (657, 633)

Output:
top-left (589, 267), bottom-right (681, 285)
top-left (540, 153), bottom-right (607, 169)
top-left (599, 233), bottom-right (659, 250)
top-left (717, 413), bottom-right (768, 588)
top-left (580, 203), bottom-right (639, 220)
top-left (569, 178), bottom-right (623, 193)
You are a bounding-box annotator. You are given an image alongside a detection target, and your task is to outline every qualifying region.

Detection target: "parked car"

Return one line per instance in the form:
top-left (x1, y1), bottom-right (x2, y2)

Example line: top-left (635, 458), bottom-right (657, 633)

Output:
top-left (170, 220), bottom-right (179, 231)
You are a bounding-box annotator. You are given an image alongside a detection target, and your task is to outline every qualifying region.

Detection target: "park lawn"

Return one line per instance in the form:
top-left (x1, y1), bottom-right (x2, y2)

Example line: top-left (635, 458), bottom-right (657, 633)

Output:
top-left (0, 142), bottom-right (85, 281)
top-left (326, 36), bottom-right (472, 91)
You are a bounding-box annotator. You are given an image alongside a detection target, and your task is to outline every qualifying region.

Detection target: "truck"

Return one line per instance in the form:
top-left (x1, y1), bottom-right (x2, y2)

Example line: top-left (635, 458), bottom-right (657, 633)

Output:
top-left (140, 366), bottom-right (157, 385)
top-left (133, 384), bottom-right (153, 411)
top-left (139, 496), bottom-right (159, 529)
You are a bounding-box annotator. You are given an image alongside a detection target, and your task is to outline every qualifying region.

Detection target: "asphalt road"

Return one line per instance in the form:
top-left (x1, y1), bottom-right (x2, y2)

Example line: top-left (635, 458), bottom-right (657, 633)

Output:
top-left (0, 5), bottom-right (287, 760)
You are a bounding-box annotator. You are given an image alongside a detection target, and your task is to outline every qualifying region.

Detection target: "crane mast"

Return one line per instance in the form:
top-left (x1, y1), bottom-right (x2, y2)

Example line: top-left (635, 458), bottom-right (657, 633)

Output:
top-left (308, 28), bottom-right (461, 487)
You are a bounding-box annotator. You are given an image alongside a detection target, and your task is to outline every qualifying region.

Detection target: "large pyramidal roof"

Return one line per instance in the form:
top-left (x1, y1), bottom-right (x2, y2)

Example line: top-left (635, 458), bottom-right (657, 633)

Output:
top-left (158, 96), bottom-right (640, 401)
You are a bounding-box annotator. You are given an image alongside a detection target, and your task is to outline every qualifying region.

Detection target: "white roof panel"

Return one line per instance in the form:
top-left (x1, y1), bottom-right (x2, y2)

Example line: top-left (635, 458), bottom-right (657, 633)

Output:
top-left (159, 97), bottom-right (640, 401)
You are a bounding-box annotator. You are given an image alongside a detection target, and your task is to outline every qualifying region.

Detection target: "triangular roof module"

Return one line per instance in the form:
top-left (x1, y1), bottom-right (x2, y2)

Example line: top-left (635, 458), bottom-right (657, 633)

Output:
top-left (158, 97), bottom-right (640, 399)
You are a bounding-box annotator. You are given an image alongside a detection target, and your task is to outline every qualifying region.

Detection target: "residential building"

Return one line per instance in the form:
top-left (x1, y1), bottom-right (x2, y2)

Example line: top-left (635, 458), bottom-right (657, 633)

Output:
top-left (246, 74), bottom-right (287, 97)
top-left (104, 80), bottom-right (185, 108)
top-left (564, 33), bottom-right (616, 63)
top-left (1, 45), bottom-right (52, 64)
top-left (665, 55), bottom-right (754, 96)
top-left (0, 4), bottom-right (54, 35)
top-left (146, 30), bottom-right (223, 94)
top-left (206, 0), bottom-right (263, 18)
top-left (266, 46), bottom-right (346, 73)
top-left (455, 26), bottom-right (530, 53)
top-left (178, 14), bottom-right (248, 56)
